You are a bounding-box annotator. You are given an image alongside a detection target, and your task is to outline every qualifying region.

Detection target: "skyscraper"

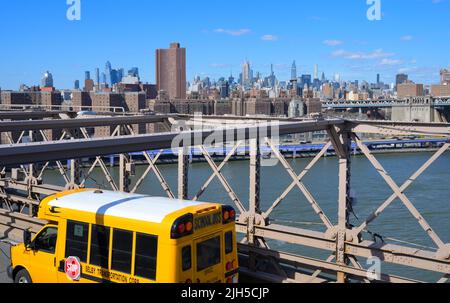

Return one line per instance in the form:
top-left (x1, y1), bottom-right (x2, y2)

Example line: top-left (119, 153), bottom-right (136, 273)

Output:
top-left (242, 60), bottom-right (251, 86)
top-left (41, 71), bottom-right (54, 87)
top-left (74, 80), bottom-right (80, 90)
top-left (291, 61), bottom-right (297, 81)
top-left (220, 81), bottom-right (229, 99)
top-left (105, 61), bottom-right (112, 86)
top-left (228, 72), bottom-right (235, 86)
top-left (85, 71), bottom-right (91, 81)
top-left (117, 68), bottom-right (125, 83)
top-left (267, 64), bottom-right (276, 88)
top-left (314, 64), bottom-right (319, 80)
top-left (156, 43), bottom-right (187, 99)
top-left (95, 68), bottom-right (100, 88)
top-left (111, 70), bottom-right (119, 86)
top-left (101, 72), bottom-right (107, 85)
top-left (334, 73), bottom-right (341, 83)
top-left (377, 73), bottom-right (380, 85)
top-left (440, 69), bottom-right (450, 85)
top-left (128, 67), bottom-right (139, 77)
top-left (395, 73), bottom-right (408, 91)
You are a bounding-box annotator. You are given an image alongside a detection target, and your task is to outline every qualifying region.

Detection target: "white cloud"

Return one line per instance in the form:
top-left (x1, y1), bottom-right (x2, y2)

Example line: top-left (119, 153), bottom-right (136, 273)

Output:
top-left (400, 35), bottom-right (414, 41)
top-left (379, 58), bottom-right (403, 66)
top-left (214, 28), bottom-right (251, 36)
top-left (332, 49), bottom-right (395, 60)
top-left (261, 34), bottom-right (278, 41)
top-left (323, 40), bottom-right (343, 46)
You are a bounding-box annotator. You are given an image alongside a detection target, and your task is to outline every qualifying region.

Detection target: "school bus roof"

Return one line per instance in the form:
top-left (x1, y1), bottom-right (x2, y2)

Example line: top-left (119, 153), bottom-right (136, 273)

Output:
top-left (43, 189), bottom-right (214, 224)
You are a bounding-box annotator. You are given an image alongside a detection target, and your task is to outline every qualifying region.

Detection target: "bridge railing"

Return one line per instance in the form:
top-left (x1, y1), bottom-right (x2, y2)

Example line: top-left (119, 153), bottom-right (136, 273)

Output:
top-left (0, 115), bottom-right (449, 283)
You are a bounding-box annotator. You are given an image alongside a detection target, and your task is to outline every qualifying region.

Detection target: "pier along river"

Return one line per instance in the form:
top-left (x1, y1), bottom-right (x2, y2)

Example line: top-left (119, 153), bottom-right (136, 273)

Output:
top-left (43, 151), bottom-right (450, 282)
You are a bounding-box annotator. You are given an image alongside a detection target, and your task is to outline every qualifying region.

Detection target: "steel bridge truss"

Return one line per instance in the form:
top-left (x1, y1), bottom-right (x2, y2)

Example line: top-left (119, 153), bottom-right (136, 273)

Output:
top-left (0, 115), bottom-right (449, 283)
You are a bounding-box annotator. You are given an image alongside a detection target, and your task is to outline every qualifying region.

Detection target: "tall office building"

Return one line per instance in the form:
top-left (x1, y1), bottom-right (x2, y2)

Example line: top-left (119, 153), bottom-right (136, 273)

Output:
top-left (111, 69), bottom-right (119, 86)
top-left (85, 71), bottom-right (91, 81)
top-left (314, 64), bottom-right (319, 80)
top-left (41, 71), bottom-right (54, 88)
top-left (74, 80), bottom-right (80, 90)
top-left (105, 61), bottom-right (112, 86)
top-left (395, 73), bottom-right (408, 91)
top-left (291, 61), bottom-right (297, 81)
top-left (156, 43), bottom-right (186, 99)
top-left (440, 69), bottom-right (450, 85)
top-left (265, 64), bottom-right (276, 88)
top-left (377, 74), bottom-right (380, 85)
top-left (242, 60), bottom-right (251, 86)
top-left (118, 68), bottom-right (125, 83)
top-left (95, 68), bottom-right (100, 87)
top-left (84, 79), bottom-right (94, 92)
top-left (220, 81), bottom-right (230, 99)
top-left (129, 67), bottom-right (139, 77)
top-left (228, 72), bottom-right (235, 86)
top-left (397, 82), bottom-right (424, 98)
top-left (334, 73), bottom-right (341, 83)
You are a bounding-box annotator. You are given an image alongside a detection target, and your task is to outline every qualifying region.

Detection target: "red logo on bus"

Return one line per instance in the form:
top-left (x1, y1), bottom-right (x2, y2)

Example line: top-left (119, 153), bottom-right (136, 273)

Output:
top-left (65, 256), bottom-right (81, 281)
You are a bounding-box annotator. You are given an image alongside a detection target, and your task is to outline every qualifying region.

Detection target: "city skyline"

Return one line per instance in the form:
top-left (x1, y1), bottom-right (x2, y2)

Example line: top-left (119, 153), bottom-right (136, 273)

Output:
top-left (1, 0), bottom-right (450, 89)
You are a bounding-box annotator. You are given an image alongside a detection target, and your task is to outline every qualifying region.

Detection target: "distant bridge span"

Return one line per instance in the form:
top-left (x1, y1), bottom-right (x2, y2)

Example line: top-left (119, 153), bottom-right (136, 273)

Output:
top-left (323, 97), bottom-right (450, 109)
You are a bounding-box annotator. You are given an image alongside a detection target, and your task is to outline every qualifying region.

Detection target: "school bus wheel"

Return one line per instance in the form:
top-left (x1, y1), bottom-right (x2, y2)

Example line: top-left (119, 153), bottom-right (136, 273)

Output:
top-left (14, 269), bottom-right (32, 284)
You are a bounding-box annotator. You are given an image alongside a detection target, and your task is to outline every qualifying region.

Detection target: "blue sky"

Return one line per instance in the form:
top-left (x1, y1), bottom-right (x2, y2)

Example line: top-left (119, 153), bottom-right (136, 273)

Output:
top-left (0, 0), bottom-right (449, 90)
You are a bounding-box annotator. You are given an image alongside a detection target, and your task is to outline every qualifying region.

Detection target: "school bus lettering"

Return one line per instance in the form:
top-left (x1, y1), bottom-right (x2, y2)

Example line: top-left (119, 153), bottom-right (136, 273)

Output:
top-left (84, 265), bottom-right (95, 275)
top-left (7, 189), bottom-right (239, 283)
top-left (98, 268), bottom-right (129, 283)
top-left (194, 212), bottom-right (222, 231)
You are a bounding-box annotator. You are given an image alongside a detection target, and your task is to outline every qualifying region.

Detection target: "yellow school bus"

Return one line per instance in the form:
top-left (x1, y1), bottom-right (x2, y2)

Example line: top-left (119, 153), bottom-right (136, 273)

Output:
top-left (7, 189), bottom-right (238, 283)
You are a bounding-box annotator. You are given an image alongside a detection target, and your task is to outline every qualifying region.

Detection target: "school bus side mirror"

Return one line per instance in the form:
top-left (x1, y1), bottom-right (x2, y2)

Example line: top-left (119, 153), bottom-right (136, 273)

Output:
top-left (23, 230), bottom-right (32, 248)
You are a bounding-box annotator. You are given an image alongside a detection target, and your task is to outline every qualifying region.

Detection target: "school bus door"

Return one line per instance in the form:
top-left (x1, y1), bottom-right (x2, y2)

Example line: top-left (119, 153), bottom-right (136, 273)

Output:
top-left (27, 225), bottom-right (59, 283)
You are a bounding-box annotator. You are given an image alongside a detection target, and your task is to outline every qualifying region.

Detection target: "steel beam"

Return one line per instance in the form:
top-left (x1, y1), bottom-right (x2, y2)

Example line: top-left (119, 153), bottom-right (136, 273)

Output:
top-left (0, 120), bottom-right (344, 166)
top-left (264, 138), bottom-right (333, 229)
top-left (0, 111), bottom-right (69, 120)
top-left (355, 142), bottom-right (450, 235)
top-left (0, 180), bottom-right (63, 196)
top-left (178, 147), bottom-right (189, 200)
top-left (351, 120), bottom-right (450, 137)
top-left (193, 141), bottom-right (242, 202)
top-left (238, 244), bottom-right (424, 283)
top-left (235, 223), bottom-right (450, 274)
top-left (354, 135), bottom-right (446, 250)
top-left (248, 138), bottom-right (261, 245)
top-left (0, 115), bottom-right (170, 132)
top-left (197, 145), bottom-right (246, 213)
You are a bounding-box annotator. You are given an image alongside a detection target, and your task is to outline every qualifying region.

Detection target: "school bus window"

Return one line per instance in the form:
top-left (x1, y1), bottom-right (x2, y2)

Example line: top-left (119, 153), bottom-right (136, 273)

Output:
top-left (65, 220), bottom-right (89, 262)
top-left (134, 233), bottom-right (158, 280)
top-left (182, 245), bottom-right (191, 271)
top-left (225, 231), bottom-right (233, 254)
top-left (111, 229), bottom-right (133, 274)
top-left (197, 236), bottom-right (221, 272)
top-left (90, 225), bottom-right (110, 268)
top-left (33, 227), bottom-right (58, 254)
